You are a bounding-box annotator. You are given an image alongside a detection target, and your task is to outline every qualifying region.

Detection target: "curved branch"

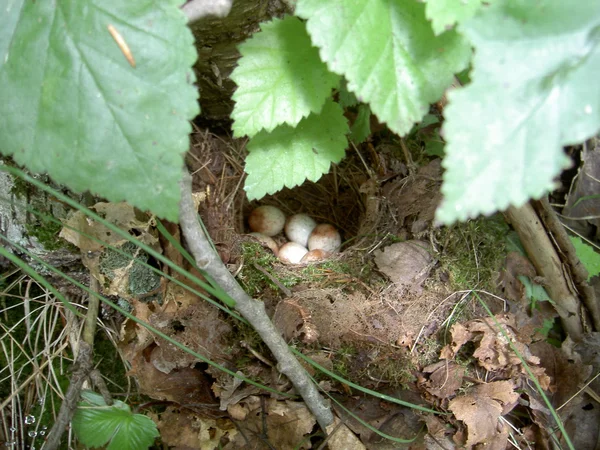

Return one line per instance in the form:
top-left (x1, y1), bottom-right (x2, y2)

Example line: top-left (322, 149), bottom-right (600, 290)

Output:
top-left (178, 171), bottom-right (334, 430)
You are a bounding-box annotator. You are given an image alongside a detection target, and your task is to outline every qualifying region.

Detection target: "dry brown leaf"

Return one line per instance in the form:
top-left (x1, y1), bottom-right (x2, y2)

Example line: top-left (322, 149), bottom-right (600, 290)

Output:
top-left (273, 299), bottom-right (319, 344)
top-left (155, 406), bottom-right (236, 449)
top-left (449, 380), bottom-right (519, 448)
top-left (422, 361), bottom-right (465, 399)
top-left (325, 417), bottom-right (366, 450)
top-left (60, 201), bottom-right (158, 251)
top-left (443, 315), bottom-right (551, 388)
top-left (148, 300), bottom-right (232, 372)
top-left (373, 240), bottom-right (435, 294)
top-left (423, 415), bottom-right (456, 449)
top-left (127, 351), bottom-right (217, 406)
top-left (225, 397), bottom-right (316, 449)
top-left (497, 252), bottom-right (536, 302)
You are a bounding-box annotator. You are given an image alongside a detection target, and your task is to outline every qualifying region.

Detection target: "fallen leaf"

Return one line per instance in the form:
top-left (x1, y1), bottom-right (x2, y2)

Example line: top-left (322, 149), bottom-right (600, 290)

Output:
top-left (422, 361), bottom-right (465, 399)
top-left (449, 380), bottom-right (519, 448)
top-left (374, 240), bottom-right (435, 294)
top-left (155, 406), bottom-right (236, 449)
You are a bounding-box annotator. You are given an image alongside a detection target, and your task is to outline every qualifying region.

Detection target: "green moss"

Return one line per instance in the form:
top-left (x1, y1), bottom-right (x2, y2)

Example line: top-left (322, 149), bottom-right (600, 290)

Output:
top-left (300, 260), bottom-right (352, 280)
top-left (9, 172), bottom-right (35, 198)
top-left (437, 215), bottom-right (510, 292)
top-left (25, 218), bottom-right (65, 251)
top-left (331, 344), bottom-right (357, 379)
top-left (238, 242), bottom-right (292, 296)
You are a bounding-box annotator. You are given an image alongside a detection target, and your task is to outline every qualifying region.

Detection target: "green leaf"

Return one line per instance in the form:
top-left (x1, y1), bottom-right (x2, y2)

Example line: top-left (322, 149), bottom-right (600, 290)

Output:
top-left (73, 391), bottom-right (159, 450)
top-left (425, 132), bottom-right (445, 157)
top-left (338, 79), bottom-right (359, 108)
top-left (437, 0), bottom-right (600, 224)
top-left (518, 275), bottom-right (552, 309)
top-left (424, 0), bottom-right (484, 35)
top-left (231, 16), bottom-right (340, 138)
top-left (0, 0), bottom-right (198, 222)
top-left (349, 105), bottom-right (371, 144)
top-left (244, 100), bottom-right (349, 200)
top-left (569, 236), bottom-right (600, 281)
top-left (295, 0), bottom-right (471, 136)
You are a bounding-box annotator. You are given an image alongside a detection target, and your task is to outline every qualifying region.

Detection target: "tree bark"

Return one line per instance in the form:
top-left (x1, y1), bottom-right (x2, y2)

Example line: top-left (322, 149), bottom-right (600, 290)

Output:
top-left (504, 203), bottom-right (585, 340)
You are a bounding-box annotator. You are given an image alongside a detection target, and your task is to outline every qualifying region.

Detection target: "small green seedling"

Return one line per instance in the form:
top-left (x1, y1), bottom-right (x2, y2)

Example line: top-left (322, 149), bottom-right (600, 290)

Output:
top-left (72, 390), bottom-right (158, 450)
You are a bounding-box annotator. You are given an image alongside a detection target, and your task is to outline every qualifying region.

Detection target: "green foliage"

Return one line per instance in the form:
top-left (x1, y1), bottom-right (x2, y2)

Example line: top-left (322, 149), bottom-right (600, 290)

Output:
top-left (424, 0), bottom-right (485, 35)
top-left (73, 391), bottom-right (158, 450)
top-left (230, 16), bottom-right (339, 137)
top-left (569, 236), bottom-right (600, 281)
top-left (296, 0), bottom-right (471, 137)
top-left (25, 218), bottom-right (64, 251)
top-left (349, 105), bottom-right (372, 145)
top-left (3, 0), bottom-right (598, 225)
top-left (437, 0), bottom-right (600, 224)
top-left (518, 275), bottom-right (552, 310)
top-left (0, 0), bottom-right (198, 222)
top-left (244, 100), bottom-right (349, 200)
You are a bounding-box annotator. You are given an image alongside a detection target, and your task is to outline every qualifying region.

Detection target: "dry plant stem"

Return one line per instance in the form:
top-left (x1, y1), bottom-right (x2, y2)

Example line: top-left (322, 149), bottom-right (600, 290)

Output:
top-left (179, 172), bottom-right (334, 430)
top-left (43, 341), bottom-right (93, 450)
top-left (44, 279), bottom-right (102, 450)
top-left (82, 277), bottom-right (100, 347)
top-left (533, 198), bottom-right (600, 331)
top-left (504, 203), bottom-right (584, 340)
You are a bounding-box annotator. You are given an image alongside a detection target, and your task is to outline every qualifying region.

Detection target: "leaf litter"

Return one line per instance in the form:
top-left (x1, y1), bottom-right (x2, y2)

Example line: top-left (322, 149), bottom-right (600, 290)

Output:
top-left (55, 130), bottom-right (600, 449)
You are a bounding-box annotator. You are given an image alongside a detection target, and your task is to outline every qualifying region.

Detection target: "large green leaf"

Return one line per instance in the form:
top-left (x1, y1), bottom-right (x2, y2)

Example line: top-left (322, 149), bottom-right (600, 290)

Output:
top-left (295, 0), bottom-right (471, 136)
top-left (231, 16), bottom-right (339, 138)
top-left (0, 0), bottom-right (198, 222)
top-left (72, 391), bottom-right (159, 450)
top-left (424, 0), bottom-right (484, 35)
top-left (437, 0), bottom-right (600, 224)
top-left (244, 100), bottom-right (349, 200)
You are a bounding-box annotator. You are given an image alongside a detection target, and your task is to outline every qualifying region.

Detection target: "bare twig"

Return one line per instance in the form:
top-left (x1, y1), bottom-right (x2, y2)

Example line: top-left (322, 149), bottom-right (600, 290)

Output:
top-left (42, 341), bottom-right (93, 450)
top-left (178, 171), bottom-right (334, 430)
top-left (82, 277), bottom-right (100, 348)
top-left (181, 0), bottom-right (232, 23)
top-left (43, 277), bottom-right (104, 450)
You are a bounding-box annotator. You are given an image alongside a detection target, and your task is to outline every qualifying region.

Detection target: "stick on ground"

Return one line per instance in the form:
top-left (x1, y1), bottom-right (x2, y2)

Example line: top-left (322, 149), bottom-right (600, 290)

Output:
top-left (178, 171), bottom-right (334, 430)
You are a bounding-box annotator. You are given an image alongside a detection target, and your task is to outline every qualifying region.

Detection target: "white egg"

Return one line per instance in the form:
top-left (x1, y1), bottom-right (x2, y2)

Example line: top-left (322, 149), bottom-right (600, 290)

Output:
top-left (248, 205), bottom-right (286, 237)
top-left (278, 242), bottom-right (308, 264)
top-left (308, 224), bottom-right (341, 253)
top-left (285, 214), bottom-right (317, 247)
top-left (249, 232), bottom-right (279, 256)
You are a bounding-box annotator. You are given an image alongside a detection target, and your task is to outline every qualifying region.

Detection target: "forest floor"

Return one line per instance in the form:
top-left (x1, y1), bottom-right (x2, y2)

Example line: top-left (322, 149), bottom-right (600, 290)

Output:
top-left (2, 129), bottom-right (600, 449)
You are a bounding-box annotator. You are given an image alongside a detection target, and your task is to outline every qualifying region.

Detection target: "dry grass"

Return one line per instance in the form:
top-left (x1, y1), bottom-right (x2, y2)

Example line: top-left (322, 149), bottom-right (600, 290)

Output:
top-left (0, 270), bottom-right (127, 450)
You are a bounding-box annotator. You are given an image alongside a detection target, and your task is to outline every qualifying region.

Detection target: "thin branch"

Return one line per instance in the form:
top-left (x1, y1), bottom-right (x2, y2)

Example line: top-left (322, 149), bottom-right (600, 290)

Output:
top-left (178, 171), bottom-right (334, 430)
top-left (181, 0), bottom-right (233, 23)
top-left (43, 277), bottom-right (104, 450)
top-left (42, 341), bottom-right (93, 450)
